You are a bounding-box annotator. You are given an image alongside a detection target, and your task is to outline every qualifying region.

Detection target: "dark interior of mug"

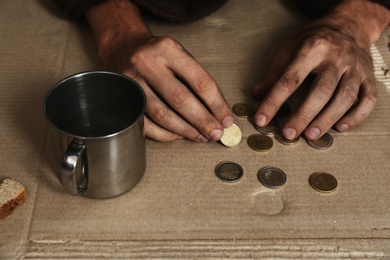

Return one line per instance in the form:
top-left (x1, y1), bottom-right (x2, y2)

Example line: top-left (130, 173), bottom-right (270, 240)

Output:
top-left (44, 72), bottom-right (145, 137)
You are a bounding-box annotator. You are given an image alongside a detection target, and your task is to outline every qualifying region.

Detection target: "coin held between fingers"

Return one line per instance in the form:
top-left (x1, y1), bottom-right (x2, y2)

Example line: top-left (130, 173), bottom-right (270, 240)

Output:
top-left (220, 123), bottom-right (242, 147)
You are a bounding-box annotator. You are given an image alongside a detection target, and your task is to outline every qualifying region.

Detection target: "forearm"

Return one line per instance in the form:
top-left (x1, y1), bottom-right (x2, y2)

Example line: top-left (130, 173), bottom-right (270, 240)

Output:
top-left (311, 0), bottom-right (390, 49)
top-left (85, 0), bottom-right (152, 62)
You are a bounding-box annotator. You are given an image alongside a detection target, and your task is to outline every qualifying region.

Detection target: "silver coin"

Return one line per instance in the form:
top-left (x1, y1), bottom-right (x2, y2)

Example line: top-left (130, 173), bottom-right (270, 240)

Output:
top-left (255, 120), bottom-right (280, 135)
top-left (257, 166), bottom-right (286, 189)
top-left (306, 132), bottom-right (333, 150)
top-left (215, 162), bottom-right (243, 183)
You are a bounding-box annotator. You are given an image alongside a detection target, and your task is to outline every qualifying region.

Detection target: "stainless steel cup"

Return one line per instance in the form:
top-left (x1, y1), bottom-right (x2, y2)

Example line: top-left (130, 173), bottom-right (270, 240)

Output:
top-left (43, 71), bottom-right (146, 199)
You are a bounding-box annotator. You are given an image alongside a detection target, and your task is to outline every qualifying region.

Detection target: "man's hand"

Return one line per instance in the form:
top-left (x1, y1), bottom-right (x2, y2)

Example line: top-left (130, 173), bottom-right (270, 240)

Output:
top-left (86, 0), bottom-right (233, 142)
top-left (252, 0), bottom-right (390, 140)
top-left (106, 35), bottom-right (233, 142)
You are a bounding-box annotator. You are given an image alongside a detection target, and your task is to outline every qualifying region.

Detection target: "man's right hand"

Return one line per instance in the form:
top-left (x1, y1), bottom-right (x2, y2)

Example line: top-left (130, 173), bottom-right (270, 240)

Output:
top-left (86, 0), bottom-right (233, 142)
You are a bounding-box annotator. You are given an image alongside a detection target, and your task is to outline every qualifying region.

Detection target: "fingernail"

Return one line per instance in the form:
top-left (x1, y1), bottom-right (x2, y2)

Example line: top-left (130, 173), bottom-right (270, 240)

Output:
top-left (307, 127), bottom-right (320, 139)
top-left (337, 123), bottom-right (349, 132)
top-left (255, 114), bottom-right (266, 127)
top-left (222, 116), bottom-right (233, 128)
top-left (197, 135), bottom-right (209, 143)
top-left (210, 129), bottom-right (224, 141)
top-left (282, 128), bottom-right (297, 140)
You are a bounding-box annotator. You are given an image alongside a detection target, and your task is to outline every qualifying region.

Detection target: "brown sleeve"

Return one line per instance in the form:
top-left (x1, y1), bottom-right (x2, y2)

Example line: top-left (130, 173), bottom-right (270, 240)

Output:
top-left (51, 0), bottom-right (227, 22)
top-left (52, 0), bottom-right (107, 19)
top-left (52, 0), bottom-right (390, 21)
top-left (132, 0), bottom-right (228, 23)
top-left (290, 0), bottom-right (390, 19)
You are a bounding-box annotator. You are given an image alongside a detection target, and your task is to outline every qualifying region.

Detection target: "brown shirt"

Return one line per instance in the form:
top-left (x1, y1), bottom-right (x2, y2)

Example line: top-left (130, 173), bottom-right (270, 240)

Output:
top-left (52, 0), bottom-right (389, 22)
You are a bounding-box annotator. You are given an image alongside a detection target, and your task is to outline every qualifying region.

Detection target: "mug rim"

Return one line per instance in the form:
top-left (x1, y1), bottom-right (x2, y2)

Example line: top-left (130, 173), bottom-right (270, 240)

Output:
top-left (43, 70), bottom-right (146, 140)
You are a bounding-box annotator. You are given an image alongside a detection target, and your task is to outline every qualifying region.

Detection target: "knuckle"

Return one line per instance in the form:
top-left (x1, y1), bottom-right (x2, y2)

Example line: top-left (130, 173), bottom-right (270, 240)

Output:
top-left (262, 98), bottom-right (279, 113)
top-left (197, 116), bottom-right (216, 132)
top-left (315, 78), bottom-right (336, 97)
top-left (303, 35), bottom-right (329, 52)
top-left (212, 97), bottom-right (227, 113)
top-left (155, 35), bottom-right (180, 50)
top-left (341, 84), bottom-right (358, 103)
top-left (295, 112), bottom-right (312, 125)
top-left (322, 113), bottom-right (338, 125)
top-left (278, 71), bottom-right (300, 94)
top-left (129, 50), bottom-right (149, 69)
top-left (170, 89), bottom-right (191, 108)
top-left (150, 107), bottom-right (170, 124)
top-left (364, 90), bottom-right (377, 107)
top-left (194, 74), bottom-right (215, 93)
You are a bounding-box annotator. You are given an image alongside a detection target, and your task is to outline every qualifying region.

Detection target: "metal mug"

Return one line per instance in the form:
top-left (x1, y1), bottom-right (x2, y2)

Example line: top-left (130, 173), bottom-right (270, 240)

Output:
top-left (43, 71), bottom-right (146, 199)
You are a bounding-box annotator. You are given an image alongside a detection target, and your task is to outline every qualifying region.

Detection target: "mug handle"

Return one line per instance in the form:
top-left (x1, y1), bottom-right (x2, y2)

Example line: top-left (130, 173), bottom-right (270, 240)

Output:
top-left (61, 140), bottom-right (88, 195)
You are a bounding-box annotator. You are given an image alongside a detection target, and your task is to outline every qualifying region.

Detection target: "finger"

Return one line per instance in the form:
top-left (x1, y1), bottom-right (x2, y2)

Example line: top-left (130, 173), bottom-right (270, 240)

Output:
top-left (143, 116), bottom-right (182, 142)
top-left (251, 38), bottom-right (295, 99)
top-left (283, 65), bottom-right (339, 139)
top-left (335, 77), bottom-right (377, 132)
top-left (254, 47), bottom-right (324, 128)
top-left (304, 70), bottom-right (360, 139)
top-left (169, 47), bottom-right (234, 129)
top-left (141, 81), bottom-right (208, 142)
top-left (143, 65), bottom-right (225, 141)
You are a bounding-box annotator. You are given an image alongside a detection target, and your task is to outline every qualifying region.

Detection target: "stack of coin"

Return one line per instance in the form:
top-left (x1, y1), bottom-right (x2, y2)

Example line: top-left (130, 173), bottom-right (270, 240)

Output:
top-left (255, 120), bottom-right (280, 135)
top-left (257, 166), bottom-right (286, 189)
top-left (274, 131), bottom-right (299, 145)
top-left (233, 103), bottom-right (256, 118)
top-left (215, 161), bottom-right (244, 183)
top-left (247, 134), bottom-right (273, 152)
top-left (220, 123), bottom-right (242, 147)
top-left (308, 172), bottom-right (337, 193)
top-left (306, 132), bottom-right (333, 150)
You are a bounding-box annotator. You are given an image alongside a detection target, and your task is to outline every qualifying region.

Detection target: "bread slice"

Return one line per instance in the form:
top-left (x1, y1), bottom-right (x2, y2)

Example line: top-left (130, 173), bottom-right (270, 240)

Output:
top-left (0, 179), bottom-right (28, 220)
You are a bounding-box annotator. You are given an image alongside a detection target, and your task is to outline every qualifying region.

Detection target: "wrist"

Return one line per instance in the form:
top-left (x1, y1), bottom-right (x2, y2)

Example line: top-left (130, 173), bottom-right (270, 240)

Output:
top-left (312, 0), bottom-right (390, 49)
top-left (85, 0), bottom-right (152, 62)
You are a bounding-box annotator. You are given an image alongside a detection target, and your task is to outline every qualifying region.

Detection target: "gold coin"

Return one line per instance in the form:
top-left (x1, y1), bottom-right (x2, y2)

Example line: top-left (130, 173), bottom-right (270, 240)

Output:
top-left (274, 131), bottom-right (299, 145)
top-left (247, 134), bottom-right (273, 152)
top-left (255, 120), bottom-right (280, 135)
top-left (220, 123), bottom-right (242, 147)
top-left (257, 166), bottom-right (286, 189)
top-left (215, 162), bottom-right (243, 183)
top-left (309, 172), bottom-right (337, 193)
top-left (306, 132), bottom-right (333, 150)
top-left (232, 103), bottom-right (256, 118)
top-left (275, 103), bottom-right (291, 118)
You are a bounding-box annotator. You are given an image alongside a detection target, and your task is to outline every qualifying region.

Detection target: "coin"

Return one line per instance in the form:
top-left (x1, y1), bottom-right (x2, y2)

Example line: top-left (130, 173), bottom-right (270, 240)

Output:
top-left (309, 172), bottom-right (337, 193)
top-left (247, 134), bottom-right (273, 152)
top-left (220, 123), bottom-right (242, 147)
top-left (274, 131), bottom-right (299, 145)
top-left (232, 103), bottom-right (256, 118)
top-left (306, 132), bottom-right (333, 150)
top-left (255, 120), bottom-right (280, 135)
top-left (275, 103), bottom-right (291, 118)
top-left (257, 166), bottom-right (286, 189)
top-left (215, 162), bottom-right (244, 183)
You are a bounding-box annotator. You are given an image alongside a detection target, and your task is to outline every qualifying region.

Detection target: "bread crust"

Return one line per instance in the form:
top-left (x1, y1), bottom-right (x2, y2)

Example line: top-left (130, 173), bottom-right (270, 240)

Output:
top-left (0, 179), bottom-right (28, 220)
